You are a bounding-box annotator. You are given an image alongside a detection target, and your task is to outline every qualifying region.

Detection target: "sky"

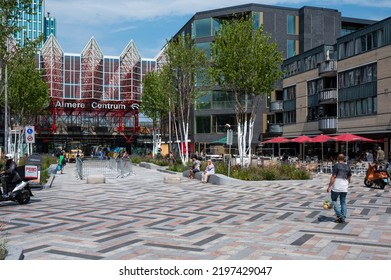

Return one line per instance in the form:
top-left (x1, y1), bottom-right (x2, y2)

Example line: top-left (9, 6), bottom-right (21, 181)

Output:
top-left (44, 0), bottom-right (391, 59)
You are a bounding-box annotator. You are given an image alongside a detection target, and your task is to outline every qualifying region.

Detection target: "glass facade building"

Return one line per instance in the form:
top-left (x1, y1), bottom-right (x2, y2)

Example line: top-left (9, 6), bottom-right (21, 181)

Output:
top-left (165, 3), bottom-right (376, 154)
top-left (14, 0), bottom-right (44, 46)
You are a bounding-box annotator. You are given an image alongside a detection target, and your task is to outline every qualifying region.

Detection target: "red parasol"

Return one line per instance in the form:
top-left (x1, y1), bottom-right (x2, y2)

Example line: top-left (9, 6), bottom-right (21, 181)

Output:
top-left (261, 136), bottom-right (290, 157)
top-left (262, 136), bottom-right (290, 144)
top-left (311, 134), bottom-right (332, 143)
top-left (311, 134), bottom-right (333, 162)
top-left (291, 135), bottom-right (313, 143)
top-left (291, 135), bottom-right (312, 161)
top-left (331, 133), bottom-right (375, 159)
top-left (332, 133), bottom-right (375, 142)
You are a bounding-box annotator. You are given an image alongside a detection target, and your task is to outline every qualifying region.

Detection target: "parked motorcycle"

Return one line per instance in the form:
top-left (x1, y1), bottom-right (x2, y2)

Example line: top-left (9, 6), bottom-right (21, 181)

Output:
top-left (0, 175), bottom-right (34, 205)
top-left (364, 162), bottom-right (389, 189)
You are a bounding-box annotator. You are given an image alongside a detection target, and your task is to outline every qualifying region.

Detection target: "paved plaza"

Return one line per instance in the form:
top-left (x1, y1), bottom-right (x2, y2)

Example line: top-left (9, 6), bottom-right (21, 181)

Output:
top-left (1, 163), bottom-right (391, 260)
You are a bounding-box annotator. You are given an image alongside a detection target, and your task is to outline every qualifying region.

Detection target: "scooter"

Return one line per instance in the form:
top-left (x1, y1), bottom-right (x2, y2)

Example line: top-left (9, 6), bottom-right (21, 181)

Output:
top-left (364, 162), bottom-right (389, 189)
top-left (0, 175), bottom-right (34, 205)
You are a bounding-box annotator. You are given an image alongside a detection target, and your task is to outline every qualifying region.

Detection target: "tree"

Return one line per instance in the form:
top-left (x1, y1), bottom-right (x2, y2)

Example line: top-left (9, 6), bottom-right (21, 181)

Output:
top-left (7, 45), bottom-right (49, 128)
top-left (0, 0), bottom-right (46, 153)
top-left (163, 34), bottom-right (211, 165)
top-left (141, 71), bottom-right (170, 158)
top-left (210, 16), bottom-right (283, 167)
top-left (0, 0), bottom-right (36, 73)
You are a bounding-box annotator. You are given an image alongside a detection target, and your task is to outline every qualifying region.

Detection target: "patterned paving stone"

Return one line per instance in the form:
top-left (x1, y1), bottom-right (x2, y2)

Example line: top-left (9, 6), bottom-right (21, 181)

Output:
top-left (1, 164), bottom-right (390, 260)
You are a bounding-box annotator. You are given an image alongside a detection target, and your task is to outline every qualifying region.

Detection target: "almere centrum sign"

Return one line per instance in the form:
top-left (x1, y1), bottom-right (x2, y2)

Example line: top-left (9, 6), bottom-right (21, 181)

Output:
top-left (53, 100), bottom-right (139, 111)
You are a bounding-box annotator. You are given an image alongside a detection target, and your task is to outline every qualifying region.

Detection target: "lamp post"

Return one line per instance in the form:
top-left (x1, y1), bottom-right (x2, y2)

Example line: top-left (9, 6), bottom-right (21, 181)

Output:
top-left (225, 124), bottom-right (233, 177)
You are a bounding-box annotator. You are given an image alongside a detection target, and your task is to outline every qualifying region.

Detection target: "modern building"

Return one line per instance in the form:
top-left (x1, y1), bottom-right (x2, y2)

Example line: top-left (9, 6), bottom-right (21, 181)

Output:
top-left (13, 0), bottom-right (45, 46)
top-left (279, 16), bottom-right (391, 158)
top-left (164, 3), bottom-right (376, 155)
top-left (34, 35), bottom-right (154, 153)
top-left (44, 12), bottom-right (56, 41)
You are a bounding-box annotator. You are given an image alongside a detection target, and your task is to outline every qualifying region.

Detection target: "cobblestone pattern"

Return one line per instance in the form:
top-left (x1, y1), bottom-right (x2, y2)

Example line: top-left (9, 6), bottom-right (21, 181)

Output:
top-left (1, 165), bottom-right (390, 260)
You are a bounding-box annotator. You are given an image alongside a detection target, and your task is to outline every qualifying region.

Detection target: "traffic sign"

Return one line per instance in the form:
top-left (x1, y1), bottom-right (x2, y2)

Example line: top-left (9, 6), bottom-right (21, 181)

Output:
top-left (25, 126), bottom-right (35, 143)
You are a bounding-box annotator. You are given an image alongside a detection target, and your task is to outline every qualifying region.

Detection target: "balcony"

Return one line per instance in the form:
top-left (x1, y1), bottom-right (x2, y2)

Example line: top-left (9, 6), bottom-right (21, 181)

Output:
top-left (270, 100), bottom-right (283, 112)
top-left (319, 88), bottom-right (337, 104)
top-left (267, 123), bottom-right (283, 135)
top-left (318, 117), bottom-right (337, 132)
top-left (318, 59), bottom-right (337, 77)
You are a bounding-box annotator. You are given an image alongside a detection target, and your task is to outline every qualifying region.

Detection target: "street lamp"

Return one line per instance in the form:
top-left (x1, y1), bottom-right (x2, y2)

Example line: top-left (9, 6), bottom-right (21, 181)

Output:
top-left (225, 124), bottom-right (233, 177)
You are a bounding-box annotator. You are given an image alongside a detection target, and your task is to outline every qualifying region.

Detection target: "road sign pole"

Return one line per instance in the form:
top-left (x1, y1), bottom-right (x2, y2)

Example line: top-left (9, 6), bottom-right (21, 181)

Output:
top-left (226, 129), bottom-right (233, 177)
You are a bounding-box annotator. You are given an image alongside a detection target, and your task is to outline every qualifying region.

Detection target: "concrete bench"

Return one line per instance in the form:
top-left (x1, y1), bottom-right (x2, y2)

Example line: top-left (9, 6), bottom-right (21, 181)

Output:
top-left (139, 162), bottom-right (153, 169)
top-left (183, 170), bottom-right (202, 180)
top-left (87, 174), bottom-right (106, 184)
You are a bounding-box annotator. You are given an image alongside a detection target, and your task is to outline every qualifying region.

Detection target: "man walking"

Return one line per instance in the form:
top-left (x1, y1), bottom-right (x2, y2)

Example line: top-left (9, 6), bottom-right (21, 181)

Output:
top-left (327, 154), bottom-right (352, 223)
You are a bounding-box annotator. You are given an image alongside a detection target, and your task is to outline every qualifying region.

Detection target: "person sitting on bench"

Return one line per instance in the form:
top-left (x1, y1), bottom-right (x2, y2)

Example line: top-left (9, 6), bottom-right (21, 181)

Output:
top-left (201, 159), bottom-right (215, 183)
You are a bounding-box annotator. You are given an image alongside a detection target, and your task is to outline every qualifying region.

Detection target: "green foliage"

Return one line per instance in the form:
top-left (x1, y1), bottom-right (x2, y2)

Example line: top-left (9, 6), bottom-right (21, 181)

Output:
top-left (37, 155), bottom-right (57, 184)
top-left (7, 46), bottom-right (49, 127)
top-left (141, 71), bottom-right (170, 125)
top-left (166, 158), bottom-right (310, 181)
top-left (210, 16), bottom-right (284, 167)
top-left (1, 1), bottom-right (47, 129)
top-left (168, 163), bottom-right (188, 173)
top-left (210, 16), bottom-right (283, 97)
top-left (163, 34), bottom-right (212, 163)
top-left (129, 155), bottom-right (142, 164)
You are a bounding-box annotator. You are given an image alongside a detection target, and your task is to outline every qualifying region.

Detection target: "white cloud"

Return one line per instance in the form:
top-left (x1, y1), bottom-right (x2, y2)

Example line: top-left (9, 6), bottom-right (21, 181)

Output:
top-left (44, 0), bottom-right (390, 57)
top-left (45, 0), bottom-right (391, 24)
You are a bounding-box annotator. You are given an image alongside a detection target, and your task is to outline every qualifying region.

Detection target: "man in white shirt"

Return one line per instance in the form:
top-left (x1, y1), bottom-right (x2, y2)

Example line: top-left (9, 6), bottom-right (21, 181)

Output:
top-left (326, 154), bottom-right (352, 223)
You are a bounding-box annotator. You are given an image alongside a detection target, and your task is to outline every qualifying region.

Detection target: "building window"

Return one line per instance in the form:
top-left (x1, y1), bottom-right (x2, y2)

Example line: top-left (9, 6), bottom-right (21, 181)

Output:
top-left (338, 63), bottom-right (377, 89)
top-left (196, 116), bottom-right (211, 133)
top-left (212, 18), bottom-right (221, 35)
top-left (212, 115), bottom-right (236, 133)
top-left (287, 40), bottom-right (298, 58)
top-left (283, 85), bottom-right (296, 100)
top-left (195, 18), bottom-right (211, 38)
top-left (284, 111), bottom-right (296, 124)
top-left (339, 28), bottom-right (384, 59)
top-left (339, 97), bottom-right (377, 118)
top-left (212, 91), bottom-right (234, 109)
top-left (252, 12), bottom-right (263, 30)
top-left (196, 42), bottom-right (211, 60)
top-left (287, 15), bottom-right (297, 35)
top-left (196, 91), bottom-right (211, 110)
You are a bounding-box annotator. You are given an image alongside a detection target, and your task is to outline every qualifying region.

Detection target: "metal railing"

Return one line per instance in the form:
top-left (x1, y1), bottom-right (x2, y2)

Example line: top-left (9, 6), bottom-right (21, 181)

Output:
top-left (75, 157), bottom-right (134, 180)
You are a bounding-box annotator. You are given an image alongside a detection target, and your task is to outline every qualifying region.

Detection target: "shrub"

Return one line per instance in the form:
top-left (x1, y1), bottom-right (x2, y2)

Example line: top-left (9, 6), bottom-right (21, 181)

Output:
top-left (40, 155), bottom-right (58, 184)
top-left (132, 155), bottom-right (311, 181)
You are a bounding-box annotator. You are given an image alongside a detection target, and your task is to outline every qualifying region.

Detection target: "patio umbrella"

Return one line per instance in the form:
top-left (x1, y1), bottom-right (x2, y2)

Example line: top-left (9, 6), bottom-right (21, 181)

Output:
top-left (261, 136), bottom-right (290, 157)
top-left (311, 134), bottom-right (333, 161)
top-left (261, 136), bottom-right (291, 144)
top-left (291, 135), bottom-right (313, 161)
top-left (331, 133), bottom-right (375, 159)
top-left (212, 136), bottom-right (227, 144)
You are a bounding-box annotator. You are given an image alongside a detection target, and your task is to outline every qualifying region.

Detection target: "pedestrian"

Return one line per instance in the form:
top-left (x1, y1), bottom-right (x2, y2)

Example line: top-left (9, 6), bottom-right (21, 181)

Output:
top-left (58, 152), bottom-right (66, 174)
top-left (326, 153), bottom-right (352, 223)
top-left (188, 155), bottom-right (200, 179)
top-left (122, 150), bottom-right (129, 159)
top-left (168, 152), bottom-right (175, 165)
top-left (201, 159), bottom-right (215, 183)
top-left (376, 146), bottom-right (385, 163)
top-left (365, 150), bottom-right (374, 163)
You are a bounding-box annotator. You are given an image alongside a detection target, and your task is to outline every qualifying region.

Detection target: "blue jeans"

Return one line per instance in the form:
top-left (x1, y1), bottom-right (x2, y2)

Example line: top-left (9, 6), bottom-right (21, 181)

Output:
top-left (331, 190), bottom-right (347, 221)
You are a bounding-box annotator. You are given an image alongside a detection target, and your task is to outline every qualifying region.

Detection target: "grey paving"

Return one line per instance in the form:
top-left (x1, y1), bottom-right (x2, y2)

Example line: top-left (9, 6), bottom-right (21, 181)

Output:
top-left (1, 163), bottom-right (390, 260)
